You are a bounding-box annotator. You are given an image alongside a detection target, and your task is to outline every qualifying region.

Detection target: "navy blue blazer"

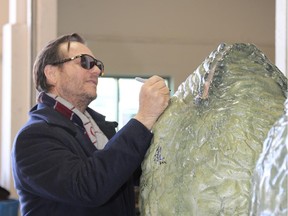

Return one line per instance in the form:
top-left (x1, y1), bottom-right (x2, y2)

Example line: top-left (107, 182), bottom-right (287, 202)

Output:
top-left (12, 103), bottom-right (153, 216)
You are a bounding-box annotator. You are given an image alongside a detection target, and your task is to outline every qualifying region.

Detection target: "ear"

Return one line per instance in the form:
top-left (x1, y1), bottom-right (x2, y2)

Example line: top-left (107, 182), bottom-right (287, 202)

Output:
top-left (44, 65), bottom-right (58, 86)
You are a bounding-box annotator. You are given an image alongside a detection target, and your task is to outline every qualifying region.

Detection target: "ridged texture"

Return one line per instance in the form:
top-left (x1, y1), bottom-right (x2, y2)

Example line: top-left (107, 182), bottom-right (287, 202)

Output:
top-left (139, 43), bottom-right (287, 216)
top-left (249, 98), bottom-right (288, 216)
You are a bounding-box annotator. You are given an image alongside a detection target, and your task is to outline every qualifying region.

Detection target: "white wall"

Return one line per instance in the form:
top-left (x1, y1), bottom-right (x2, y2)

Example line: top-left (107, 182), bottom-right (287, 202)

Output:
top-left (275, 0), bottom-right (288, 76)
top-left (0, 0), bottom-right (57, 200)
top-left (1, 0), bottom-right (32, 199)
top-left (0, 0), bottom-right (9, 186)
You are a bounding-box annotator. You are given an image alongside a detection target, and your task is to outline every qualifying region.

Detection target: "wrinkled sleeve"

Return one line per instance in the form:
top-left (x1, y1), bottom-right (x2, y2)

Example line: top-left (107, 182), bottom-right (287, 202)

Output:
top-left (12, 118), bottom-right (153, 207)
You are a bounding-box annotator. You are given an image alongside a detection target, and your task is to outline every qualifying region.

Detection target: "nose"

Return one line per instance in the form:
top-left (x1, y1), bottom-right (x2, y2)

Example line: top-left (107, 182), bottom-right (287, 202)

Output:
top-left (91, 65), bottom-right (103, 77)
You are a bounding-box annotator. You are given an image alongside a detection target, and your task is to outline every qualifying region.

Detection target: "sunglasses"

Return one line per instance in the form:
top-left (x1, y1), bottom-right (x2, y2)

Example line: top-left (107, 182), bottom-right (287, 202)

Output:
top-left (51, 54), bottom-right (104, 76)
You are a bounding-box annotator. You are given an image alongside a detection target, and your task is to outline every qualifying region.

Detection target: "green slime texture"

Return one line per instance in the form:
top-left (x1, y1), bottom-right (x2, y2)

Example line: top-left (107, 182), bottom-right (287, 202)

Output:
top-left (139, 43), bottom-right (287, 216)
top-left (249, 98), bottom-right (288, 216)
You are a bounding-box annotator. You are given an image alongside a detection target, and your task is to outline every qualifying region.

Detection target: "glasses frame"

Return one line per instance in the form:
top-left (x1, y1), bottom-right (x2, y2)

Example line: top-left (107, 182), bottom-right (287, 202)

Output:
top-left (51, 54), bottom-right (104, 76)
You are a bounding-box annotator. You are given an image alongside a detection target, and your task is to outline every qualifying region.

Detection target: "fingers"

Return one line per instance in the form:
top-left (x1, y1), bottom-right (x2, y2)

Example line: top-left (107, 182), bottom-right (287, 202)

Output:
top-left (134, 75), bottom-right (170, 130)
top-left (144, 76), bottom-right (170, 95)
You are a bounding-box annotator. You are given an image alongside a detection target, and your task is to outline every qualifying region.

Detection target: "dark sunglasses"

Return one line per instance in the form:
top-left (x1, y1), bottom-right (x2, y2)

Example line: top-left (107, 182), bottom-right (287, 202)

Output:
top-left (51, 54), bottom-right (104, 76)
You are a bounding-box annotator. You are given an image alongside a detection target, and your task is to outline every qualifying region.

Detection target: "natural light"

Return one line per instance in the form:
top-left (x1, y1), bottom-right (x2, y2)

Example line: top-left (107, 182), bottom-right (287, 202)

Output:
top-left (89, 77), bottom-right (170, 129)
top-left (89, 77), bottom-right (144, 129)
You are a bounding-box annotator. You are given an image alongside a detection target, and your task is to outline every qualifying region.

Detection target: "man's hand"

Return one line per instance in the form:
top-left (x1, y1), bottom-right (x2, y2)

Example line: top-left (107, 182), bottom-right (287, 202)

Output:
top-left (134, 75), bottom-right (170, 130)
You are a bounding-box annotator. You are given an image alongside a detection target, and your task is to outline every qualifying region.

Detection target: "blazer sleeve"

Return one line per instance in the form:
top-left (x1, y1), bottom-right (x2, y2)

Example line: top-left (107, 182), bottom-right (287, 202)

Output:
top-left (12, 118), bottom-right (153, 207)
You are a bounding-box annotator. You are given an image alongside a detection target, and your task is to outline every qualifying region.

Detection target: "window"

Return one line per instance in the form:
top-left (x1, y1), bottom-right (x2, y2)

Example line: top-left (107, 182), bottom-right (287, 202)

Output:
top-left (89, 77), bottom-right (171, 129)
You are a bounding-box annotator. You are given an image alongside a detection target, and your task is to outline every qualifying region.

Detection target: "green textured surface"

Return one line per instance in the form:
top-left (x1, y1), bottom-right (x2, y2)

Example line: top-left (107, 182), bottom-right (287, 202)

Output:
top-left (139, 43), bottom-right (287, 216)
top-left (249, 98), bottom-right (288, 216)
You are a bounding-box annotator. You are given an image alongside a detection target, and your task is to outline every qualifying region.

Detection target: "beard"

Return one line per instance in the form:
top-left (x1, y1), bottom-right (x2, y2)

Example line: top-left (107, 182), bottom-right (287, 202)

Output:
top-left (78, 91), bottom-right (97, 108)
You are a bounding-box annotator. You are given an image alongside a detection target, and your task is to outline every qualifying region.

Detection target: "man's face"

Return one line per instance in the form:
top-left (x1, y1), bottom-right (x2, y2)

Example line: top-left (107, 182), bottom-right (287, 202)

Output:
top-left (52, 42), bottom-right (102, 109)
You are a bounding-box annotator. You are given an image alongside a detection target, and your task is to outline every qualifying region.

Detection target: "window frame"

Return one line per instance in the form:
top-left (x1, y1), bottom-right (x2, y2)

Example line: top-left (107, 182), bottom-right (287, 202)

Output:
top-left (89, 75), bottom-right (172, 129)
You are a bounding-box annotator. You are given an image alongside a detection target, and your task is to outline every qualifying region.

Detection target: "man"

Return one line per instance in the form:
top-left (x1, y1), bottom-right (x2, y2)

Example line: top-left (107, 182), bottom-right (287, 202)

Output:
top-left (11, 33), bottom-right (170, 216)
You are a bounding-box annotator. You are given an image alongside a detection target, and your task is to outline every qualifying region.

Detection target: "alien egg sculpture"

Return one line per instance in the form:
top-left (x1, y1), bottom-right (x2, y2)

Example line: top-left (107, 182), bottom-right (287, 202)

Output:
top-left (139, 43), bottom-right (287, 215)
top-left (249, 98), bottom-right (287, 216)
